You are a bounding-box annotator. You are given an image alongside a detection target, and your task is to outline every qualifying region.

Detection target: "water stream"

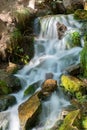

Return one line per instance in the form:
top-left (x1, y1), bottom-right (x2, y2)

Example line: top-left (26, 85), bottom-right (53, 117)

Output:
top-left (1, 14), bottom-right (83, 130)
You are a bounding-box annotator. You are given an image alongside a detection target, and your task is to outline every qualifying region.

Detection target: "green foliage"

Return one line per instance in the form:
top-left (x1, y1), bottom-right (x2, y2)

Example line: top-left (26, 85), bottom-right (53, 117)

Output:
top-left (8, 28), bottom-right (30, 64)
top-left (71, 31), bottom-right (81, 47)
top-left (74, 9), bottom-right (87, 20)
top-left (80, 33), bottom-right (87, 77)
top-left (0, 80), bottom-right (11, 95)
top-left (13, 8), bottom-right (30, 29)
top-left (82, 116), bottom-right (87, 129)
top-left (59, 110), bottom-right (81, 130)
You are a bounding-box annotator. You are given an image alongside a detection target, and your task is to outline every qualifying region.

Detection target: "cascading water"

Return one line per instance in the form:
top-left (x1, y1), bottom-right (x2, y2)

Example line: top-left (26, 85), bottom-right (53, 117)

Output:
top-left (0, 14), bottom-right (83, 130)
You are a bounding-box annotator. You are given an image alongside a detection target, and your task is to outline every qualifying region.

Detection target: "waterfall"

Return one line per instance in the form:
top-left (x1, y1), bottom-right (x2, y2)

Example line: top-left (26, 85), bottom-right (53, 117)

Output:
top-left (1, 14), bottom-right (83, 130)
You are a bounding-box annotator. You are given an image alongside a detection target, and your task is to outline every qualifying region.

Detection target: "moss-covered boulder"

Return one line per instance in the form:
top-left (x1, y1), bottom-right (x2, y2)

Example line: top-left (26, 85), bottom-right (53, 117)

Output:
top-left (63, 0), bottom-right (84, 14)
top-left (0, 80), bottom-right (11, 95)
top-left (74, 9), bottom-right (87, 20)
top-left (59, 109), bottom-right (81, 130)
top-left (0, 95), bottom-right (16, 112)
top-left (61, 75), bottom-right (83, 94)
top-left (24, 81), bottom-right (41, 96)
top-left (0, 69), bottom-right (21, 95)
top-left (18, 92), bottom-right (42, 130)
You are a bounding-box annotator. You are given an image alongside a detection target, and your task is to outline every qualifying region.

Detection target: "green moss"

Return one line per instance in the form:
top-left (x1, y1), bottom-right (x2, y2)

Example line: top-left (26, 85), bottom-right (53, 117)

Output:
top-left (80, 33), bottom-right (87, 77)
top-left (0, 80), bottom-right (11, 95)
top-left (24, 85), bottom-right (36, 96)
top-left (59, 110), bottom-right (81, 130)
top-left (61, 75), bottom-right (83, 94)
top-left (82, 116), bottom-right (87, 129)
top-left (71, 32), bottom-right (81, 47)
top-left (74, 9), bottom-right (87, 20)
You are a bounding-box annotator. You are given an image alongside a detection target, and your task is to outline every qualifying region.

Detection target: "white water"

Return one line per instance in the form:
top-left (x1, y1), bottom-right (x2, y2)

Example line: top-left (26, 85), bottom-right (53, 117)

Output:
top-left (0, 14), bottom-right (83, 130)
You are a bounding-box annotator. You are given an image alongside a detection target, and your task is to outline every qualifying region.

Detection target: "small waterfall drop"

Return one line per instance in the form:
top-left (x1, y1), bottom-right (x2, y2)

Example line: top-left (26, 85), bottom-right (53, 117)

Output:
top-left (2, 14), bottom-right (83, 130)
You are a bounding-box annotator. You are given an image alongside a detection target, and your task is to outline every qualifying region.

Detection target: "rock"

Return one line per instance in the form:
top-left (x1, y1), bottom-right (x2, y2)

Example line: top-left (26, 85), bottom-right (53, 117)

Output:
top-left (41, 79), bottom-right (58, 96)
top-left (45, 73), bottom-right (53, 80)
top-left (51, 1), bottom-right (66, 14)
top-left (56, 22), bottom-right (67, 40)
top-left (0, 95), bottom-right (16, 112)
top-left (64, 64), bottom-right (80, 76)
top-left (56, 1), bottom-right (66, 14)
top-left (63, 0), bottom-right (84, 13)
top-left (0, 69), bottom-right (21, 95)
top-left (61, 75), bottom-right (84, 94)
top-left (24, 80), bottom-right (41, 96)
top-left (0, 112), bottom-right (10, 130)
top-left (59, 109), bottom-right (81, 130)
top-left (74, 9), bottom-right (87, 21)
top-left (18, 92), bottom-right (42, 130)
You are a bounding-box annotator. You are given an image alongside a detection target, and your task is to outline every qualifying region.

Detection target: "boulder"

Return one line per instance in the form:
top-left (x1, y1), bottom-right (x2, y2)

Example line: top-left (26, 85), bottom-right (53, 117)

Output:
top-left (61, 75), bottom-right (84, 94)
top-left (64, 64), bottom-right (80, 76)
top-left (0, 95), bottom-right (16, 112)
top-left (45, 73), bottom-right (53, 80)
top-left (42, 79), bottom-right (58, 96)
top-left (24, 80), bottom-right (41, 96)
top-left (18, 92), bottom-right (42, 130)
top-left (63, 0), bottom-right (84, 13)
top-left (0, 69), bottom-right (21, 95)
top-left (74, 9), bottom-right (87, 21)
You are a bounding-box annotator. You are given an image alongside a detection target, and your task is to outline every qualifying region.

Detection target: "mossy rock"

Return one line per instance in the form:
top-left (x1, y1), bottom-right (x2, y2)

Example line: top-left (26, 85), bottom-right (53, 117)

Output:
top-left (0, 95), bottom-right (16, 112)
top-left (74, 9), bottom-right (87, 20)
top-left (61, 75), bottom-right (83, 94)
top-left (0, 80), bottom-right (11, 95)
top-left (59, 109), bottom-right (81, 130)
top-left (24, 81), bottom-right (41, 96)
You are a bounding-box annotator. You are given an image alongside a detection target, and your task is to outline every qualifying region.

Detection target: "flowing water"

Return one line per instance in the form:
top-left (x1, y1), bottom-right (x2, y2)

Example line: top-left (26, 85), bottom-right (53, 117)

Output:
top-left (0, 14), bottom-right (83, 130)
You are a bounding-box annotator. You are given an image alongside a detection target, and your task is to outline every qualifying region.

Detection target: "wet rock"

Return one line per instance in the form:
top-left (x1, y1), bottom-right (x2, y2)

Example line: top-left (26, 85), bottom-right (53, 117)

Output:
top-left (56, 22), bottom-right (67, 40)
top-left (24, 80), bottom-right (41, 96)
top-left (0, 95), bottom-right (16, 112)
top-left (63, 0), bottom-right (84, 13)
top-left (41, 79), bottom-right (58, 97)
top-left (18, 92), bottom-right (42, 130)
top-left (64, 64), bottom-right (80, 76)
top-left (0, 112), bottom-right (10, 130)
top-left (45, 73), bottom-right (53, 80)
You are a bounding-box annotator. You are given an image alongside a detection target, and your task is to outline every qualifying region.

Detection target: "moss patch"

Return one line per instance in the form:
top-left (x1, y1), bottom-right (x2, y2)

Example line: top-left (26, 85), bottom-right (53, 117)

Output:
top-left (74, 9), bottom-right (87, 20)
